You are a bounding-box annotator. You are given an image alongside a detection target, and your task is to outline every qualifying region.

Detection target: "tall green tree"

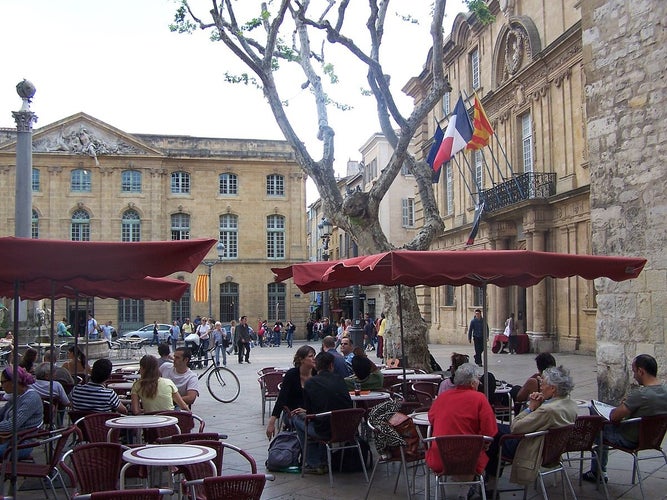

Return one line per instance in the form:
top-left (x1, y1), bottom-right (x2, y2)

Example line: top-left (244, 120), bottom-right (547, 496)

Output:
top-left (172, 0), bottom-right (488, 369)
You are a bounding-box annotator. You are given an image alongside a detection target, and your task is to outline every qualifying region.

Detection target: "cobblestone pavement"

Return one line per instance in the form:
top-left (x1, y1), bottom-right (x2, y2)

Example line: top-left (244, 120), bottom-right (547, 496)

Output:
top-left (14, 340), bottom-right (667, 499)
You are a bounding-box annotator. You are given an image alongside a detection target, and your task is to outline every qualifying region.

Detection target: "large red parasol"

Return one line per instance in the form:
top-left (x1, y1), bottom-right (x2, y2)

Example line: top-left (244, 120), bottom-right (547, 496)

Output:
top-left (273, 249), bottom-right (647, 394)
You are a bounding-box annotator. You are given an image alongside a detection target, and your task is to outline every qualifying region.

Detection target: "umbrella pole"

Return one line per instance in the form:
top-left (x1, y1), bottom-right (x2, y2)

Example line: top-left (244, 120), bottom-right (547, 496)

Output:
top-left (9, 281), bottom-right (20, 494)
top-left (482, 283), bottom-right (489, 400)
top-left (398, 284), bottom-right (408, 395)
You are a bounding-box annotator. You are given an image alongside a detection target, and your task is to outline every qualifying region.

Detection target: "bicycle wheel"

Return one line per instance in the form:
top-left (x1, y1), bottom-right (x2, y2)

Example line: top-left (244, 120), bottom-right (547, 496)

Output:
top-left (207, 366), bottom-right (240, 403)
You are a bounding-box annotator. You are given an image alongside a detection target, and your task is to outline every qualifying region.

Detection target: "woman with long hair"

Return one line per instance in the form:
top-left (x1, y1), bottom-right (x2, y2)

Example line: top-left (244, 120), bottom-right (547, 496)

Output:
top-left (131, 355), bottom-right (189, 414)
top-left (265, 345), bottom-right (317, 439)
top-left (62, 345), bottom-right (91, 378)
top-left (19, 347), bottom-right (38, 374)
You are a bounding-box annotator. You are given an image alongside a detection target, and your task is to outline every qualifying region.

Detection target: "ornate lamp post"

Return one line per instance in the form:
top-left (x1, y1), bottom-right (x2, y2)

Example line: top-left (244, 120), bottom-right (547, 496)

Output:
top-left (318, 217), bottom-right (333, 319)
top-left (13, 80), bottom-right (37, 238)
top-left (201, 240), bottom-right (225, 318)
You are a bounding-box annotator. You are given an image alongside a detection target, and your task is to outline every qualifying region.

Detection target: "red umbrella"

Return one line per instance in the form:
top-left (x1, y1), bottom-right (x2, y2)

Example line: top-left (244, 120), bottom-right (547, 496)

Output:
top-left (0, 276), bottom-right (189, 302)
top-left (273, 249), bottom-right (647, 393)
top-left (0, 236), bottom-right (217, 281)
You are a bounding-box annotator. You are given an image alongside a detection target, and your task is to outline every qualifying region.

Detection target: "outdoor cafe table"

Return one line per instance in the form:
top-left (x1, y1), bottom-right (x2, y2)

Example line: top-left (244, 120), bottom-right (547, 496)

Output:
top-left (106, 415), bottom-right (180, 443)
top-left (381, 368), bottom-right (415, 375)
top-left (397, 373), bottom-right (442, 382)
top-left (409, 411), bottom-right (431, 440)
top-left (120, 444), bottom-right (217, 490)
top-left (117, 364), bottom-right (141, 373)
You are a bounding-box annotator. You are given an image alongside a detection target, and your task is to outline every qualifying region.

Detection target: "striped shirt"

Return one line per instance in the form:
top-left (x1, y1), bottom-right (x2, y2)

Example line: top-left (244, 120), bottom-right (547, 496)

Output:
top-left (70, 382), bottom-right (121, 412)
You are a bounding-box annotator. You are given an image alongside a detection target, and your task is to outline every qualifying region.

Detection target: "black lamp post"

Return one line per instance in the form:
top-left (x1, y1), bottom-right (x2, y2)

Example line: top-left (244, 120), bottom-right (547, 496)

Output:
top-left (318, 217), bottom-right (333, 319)
top-left (201, 240), bottom-right (225, 318)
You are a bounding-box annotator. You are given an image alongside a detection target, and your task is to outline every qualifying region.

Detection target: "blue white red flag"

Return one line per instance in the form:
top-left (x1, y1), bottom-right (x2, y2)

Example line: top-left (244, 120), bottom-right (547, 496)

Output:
top-left (427, 124), bottom-right (445, 183)
top-left (433, 96), bottom-right (473, 175)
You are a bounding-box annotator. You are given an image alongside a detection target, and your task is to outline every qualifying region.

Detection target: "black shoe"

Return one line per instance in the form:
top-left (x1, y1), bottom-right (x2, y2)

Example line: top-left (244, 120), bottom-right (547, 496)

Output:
top-left (583, 471), bottom-right (608, 483)
top-left (245, 360), bottom-right (251, 364)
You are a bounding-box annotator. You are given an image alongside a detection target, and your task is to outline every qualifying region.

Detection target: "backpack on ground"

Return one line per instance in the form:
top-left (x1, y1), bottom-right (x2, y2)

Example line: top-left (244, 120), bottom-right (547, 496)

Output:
top-left (266, 431), bottom-right (302, 472)
top-left (331, 437), bottom-right (374, 473)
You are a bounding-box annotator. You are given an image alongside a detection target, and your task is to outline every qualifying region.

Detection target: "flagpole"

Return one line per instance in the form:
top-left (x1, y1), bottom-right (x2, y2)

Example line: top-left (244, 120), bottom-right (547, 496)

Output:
top-left (452, 156), bottom-right (476, 199)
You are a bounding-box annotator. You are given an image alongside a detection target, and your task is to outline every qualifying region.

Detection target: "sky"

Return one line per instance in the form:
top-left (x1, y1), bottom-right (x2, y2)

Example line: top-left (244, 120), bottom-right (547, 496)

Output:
top-left (1, 0), bottom-right (466, 203)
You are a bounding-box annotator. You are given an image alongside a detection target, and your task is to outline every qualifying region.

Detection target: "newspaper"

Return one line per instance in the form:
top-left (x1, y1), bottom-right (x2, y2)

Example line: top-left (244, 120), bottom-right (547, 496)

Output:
top-left (591, 400), bottom-right (616, 420)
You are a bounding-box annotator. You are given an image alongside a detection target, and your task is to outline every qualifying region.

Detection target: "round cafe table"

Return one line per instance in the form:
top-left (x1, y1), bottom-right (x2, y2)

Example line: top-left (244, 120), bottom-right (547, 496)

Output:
top-left (120, 444), bottom-right (217, 490)
top-left (409, 411), bottom-right (431, 440)
top-left (349, 391), bottom-right (390, 405)
top-left (106, 415), bottom-right (179, 443)
top-left (381, 368), bottom-right (415, 375)
top-left (397, 373), bottom-right (442, 382)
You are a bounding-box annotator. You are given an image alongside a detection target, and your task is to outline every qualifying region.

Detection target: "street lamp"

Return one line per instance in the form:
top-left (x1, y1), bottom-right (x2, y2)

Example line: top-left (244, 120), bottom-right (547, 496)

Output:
top-left (202, 240), bottom-right (225, 318)
top-left (318, 217), bottom-right (333, 319)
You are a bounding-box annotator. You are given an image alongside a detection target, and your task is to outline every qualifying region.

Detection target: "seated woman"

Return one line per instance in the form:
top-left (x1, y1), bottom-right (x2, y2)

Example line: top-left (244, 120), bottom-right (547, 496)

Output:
top-left (345, 355), bottom-right (383, 391)
top-left (131, 355), bottom-right (189, 414)
top-left (0, 366), bottom-right (43, 458)
top-left (19, 347), bottom-right (38, 374)
top-left (439, 352), bottom-right (496, 403)
top-left (62, 345), bottom-right (91, 380)
top-left (512, 352), bottom-right (556, 409)
top-left (265, 345), bottom-right (317, 439)
top-left (485, 365), bottom-right (577, 491)
top-left (427, 363), bottom-right (498, 495)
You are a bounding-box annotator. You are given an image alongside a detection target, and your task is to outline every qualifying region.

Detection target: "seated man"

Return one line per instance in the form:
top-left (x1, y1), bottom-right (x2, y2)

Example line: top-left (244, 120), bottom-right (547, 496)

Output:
top-left (159, 346), bottom-right (200, 407)
top-left (292, 351), bottom-right (353, 474)
top-left (339, 337), bottom-right (355, 376)
top-left (70, 358), bottom-right (128, 414)
top-left (321, 335), bottom-right (349, 379)
top-left (585, 354), bottom-right (667, 482)
top-left (485, 365), bottom-right (577, 491)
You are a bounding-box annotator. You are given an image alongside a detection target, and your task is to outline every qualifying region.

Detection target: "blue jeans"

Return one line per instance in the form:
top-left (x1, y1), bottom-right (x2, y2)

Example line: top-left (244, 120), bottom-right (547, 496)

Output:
top-left (171, 337), bottom-right (178, 353)
top-left (214, 344), bottom-right (226, 366)
top-left (591, 422), bottom-right (637, 473)
top-left (292, 415), bottom-right (327, 467)
top-left (286, 330), bottom-right (293, 347)
top-left (0, 440), bottom-right (33, 460)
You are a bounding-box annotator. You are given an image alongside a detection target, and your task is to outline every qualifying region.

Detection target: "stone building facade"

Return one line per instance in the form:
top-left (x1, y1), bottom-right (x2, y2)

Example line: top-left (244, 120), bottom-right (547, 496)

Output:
top-left (405, 0), bottom-right (597, 351)
top-left (583, 0), bottom-right (667, 397)
top-left (0, 112), bottom-right (310, 334)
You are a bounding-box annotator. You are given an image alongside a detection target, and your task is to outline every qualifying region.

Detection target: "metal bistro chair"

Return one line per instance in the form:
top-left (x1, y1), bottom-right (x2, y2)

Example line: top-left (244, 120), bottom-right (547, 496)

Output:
top-left (563, 415), bottom-right (609, 498)
top-left (258, 371), bottom-right (284, 425)
top-left (492, 430), bottom-right (548, 500)
top-left (364, 420), bottom-right (426, 500)
top-left (603, 413), bottom-right (667, 499)
top-left (302, 407), bottom-right (369, 488)
top-left (184, 474), bottom-right (274, 500)
top-left (535, 424), bottom-right (577, 500)
top-left (424, 434), bottom-right (494, 500)
top-left (59, 442), bottom-right (124, 495)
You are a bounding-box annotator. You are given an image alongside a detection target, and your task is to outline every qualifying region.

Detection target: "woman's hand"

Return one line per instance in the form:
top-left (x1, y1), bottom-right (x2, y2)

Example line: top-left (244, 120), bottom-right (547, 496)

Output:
top-left (528, 391), bottom-right (544, 411)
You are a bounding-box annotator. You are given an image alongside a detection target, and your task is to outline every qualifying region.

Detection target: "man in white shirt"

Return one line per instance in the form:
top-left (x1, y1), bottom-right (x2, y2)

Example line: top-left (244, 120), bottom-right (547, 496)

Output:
top-left (86, 312), bottom-right (98, 340)
top-left (159, 346), bottom-right (200, 407)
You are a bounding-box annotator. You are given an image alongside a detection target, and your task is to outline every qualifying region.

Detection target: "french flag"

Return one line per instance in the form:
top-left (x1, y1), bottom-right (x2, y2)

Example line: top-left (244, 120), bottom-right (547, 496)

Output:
top-left (432, 96), bottom-right (473, 175)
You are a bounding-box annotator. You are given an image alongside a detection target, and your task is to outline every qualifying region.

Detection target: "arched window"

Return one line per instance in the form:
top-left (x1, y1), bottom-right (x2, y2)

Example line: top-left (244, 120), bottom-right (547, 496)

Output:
top-left (31, 209), bottom-right (39, 239)
top-left (171, 213), bottom-right (190, 240)
top-left (219, 173), bottom-right (238, 195)
top-left (266, 214), bottom-right (285, 259)
top-left (71, 209), bottom-right (90, 241)
top-left (219, 214), bottom-right (238, 258)
top-left (121, 170), bottom-right (142, 193)
top-left (121, 209), bottom-right (141, 242)
top-left (71, 169), bottom-right (92, 192)
top-left (266, 174), bottom-right (284, 196)
top-left (171, 171), bottom-right (190, 194)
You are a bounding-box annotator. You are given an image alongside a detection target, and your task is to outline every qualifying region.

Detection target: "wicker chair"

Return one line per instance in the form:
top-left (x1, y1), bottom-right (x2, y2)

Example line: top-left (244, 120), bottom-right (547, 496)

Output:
top-left (563, 415), bottom-right (609, 498)
top-left (536, 424), bottom-right (577, 500)
top-left (258, 371), bottom-right (284, 425)
top-left (60, 442), bottom-right (124, 495)
top-left (184, 474), bottom-right (273, 500)
top-left (75, 488), bottom-right (172, 499)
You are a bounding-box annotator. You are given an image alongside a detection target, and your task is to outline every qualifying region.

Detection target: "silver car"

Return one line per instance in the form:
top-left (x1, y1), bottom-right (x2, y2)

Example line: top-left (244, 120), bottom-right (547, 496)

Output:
top-left (121, 323), bottom-right (173, 343)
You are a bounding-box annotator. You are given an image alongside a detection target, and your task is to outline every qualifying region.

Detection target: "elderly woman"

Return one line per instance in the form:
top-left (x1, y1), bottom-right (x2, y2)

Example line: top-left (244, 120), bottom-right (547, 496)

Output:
top-left (485, 365), bottom-right (577, 491)
top-left (427, 363), bottom-right (498, 484)
top-left (0, 366), bottom-right (43, 458)
top-left (131, 355), bottom-right (189, 414)
top-left (265, 345), bottom-right (317, 439)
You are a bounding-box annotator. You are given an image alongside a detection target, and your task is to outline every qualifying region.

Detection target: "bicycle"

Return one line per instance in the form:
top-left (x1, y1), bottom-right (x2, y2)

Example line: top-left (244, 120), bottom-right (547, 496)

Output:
top-left (189, 345), bottom-right (241, 403)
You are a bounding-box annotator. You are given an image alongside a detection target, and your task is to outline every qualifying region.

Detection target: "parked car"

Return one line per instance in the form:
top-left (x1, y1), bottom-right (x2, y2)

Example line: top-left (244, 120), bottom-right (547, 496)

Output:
top-left (121, 323), bottom-right (172, 343)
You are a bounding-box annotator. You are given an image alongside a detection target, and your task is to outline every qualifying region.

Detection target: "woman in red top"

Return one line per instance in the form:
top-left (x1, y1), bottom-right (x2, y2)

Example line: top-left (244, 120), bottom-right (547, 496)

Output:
top-left (427, 362), bottom-right (498, 476)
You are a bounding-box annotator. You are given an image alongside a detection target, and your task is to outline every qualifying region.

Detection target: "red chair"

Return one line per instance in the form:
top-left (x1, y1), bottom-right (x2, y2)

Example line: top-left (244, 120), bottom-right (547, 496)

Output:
top-left (603, 414), bottom-right (667, 499)
top-left (536, 424), bottom-right (577, 500)
top-left (563, 415), bottom-right (609, 498)
top-left (156, 432), bottom-right (228, 444)
top-left (75, 488), bottom-right (172, 499)
top-left (75, 411), bottom-right (121, 443)
top-left (424, 434), bottom-right (493, 500)
top-left (184, 474), bottom-right (273, 500)
top-left (60, 442), bottom-right (124, 494)
top-left (1, 424), bottom-right (80, 499)
top-left (258, 371), bottom-right (284, 425)
top-left (302, 407), bottom-right (369, 487)
top-left (412, 381), bottom-right (439, 398)
top-left (143, 411), bottom-right (205, 443)
top-left (492, 430), bottom-right (547, 500)
top-left (364, 421), bottom-right (425, 500)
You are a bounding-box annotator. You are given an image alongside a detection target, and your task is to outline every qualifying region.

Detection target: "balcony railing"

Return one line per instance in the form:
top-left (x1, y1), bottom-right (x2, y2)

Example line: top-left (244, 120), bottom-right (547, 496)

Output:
top-left (479, 172), bottom-right (557, 212)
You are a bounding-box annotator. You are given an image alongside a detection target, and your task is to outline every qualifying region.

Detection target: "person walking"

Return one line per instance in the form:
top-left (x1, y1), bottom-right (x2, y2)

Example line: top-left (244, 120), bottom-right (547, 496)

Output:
top-left (236, 316), bottom-right (251, 364)
top-left (285, 321), bottom-right (296, 348)
top-left (150, 320), bottom-right (159, 346)
top-left (468, 309), bottom-right (487, 366)
top-left (212, 321), bottom-right (228, 366)
top-left (505, 312), bottom-right (517, 354)
top-left (169, 320), bottom-right (180, 353)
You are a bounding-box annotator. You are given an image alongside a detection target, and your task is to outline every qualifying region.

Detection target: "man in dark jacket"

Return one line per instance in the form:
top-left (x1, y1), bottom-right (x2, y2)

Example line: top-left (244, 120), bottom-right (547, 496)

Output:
top-left (292, 351), bottom-right (352, 474)
top-left (235, 315), bottom-right (251, 364)
top-left (468, 309), bottom-right (487, 366)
